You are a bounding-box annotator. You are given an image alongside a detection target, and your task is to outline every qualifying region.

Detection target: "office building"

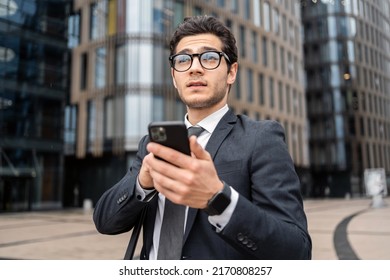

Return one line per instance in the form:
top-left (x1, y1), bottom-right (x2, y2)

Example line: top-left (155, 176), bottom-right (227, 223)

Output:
top-left (302, 0), bottom-right (390, 197)
top-left (0, 0), bottom-right (72, 211)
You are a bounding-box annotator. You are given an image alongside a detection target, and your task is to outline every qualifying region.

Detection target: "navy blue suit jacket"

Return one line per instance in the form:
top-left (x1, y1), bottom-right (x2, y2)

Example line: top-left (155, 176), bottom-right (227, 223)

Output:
top-left (93, 110), bottom-right (312, 259)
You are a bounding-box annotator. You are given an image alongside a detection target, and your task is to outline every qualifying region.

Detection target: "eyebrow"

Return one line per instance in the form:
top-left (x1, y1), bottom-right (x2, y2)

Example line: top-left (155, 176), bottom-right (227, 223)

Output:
top-left (176, 46), bottom-right (219, 55)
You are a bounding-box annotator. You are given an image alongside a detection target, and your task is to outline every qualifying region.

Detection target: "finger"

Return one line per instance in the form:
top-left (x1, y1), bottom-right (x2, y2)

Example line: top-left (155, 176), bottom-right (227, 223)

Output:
top-left (149, 168), bottom-right (187, 205)
top-left (147, 150), bottom-right (198, 188)
top-left (138, 154), bottom-right (155, 188)
top-left (147, 142), bottom-right (193, 168)
top-left (189, 136), bottom-right (211, 160)
top-left (150, 168), bottom-right (207, 208)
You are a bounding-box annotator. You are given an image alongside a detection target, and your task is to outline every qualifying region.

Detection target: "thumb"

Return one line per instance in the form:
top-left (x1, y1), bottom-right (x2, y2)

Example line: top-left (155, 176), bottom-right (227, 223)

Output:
top-left (189, 136), bottom-right (211, 160)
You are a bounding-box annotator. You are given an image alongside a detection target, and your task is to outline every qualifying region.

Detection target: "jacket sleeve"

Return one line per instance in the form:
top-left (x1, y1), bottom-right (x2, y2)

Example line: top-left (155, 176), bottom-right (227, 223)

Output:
top-left (219, 121), bottom-right (312, 259)
top-left (93, 135), bottom-right (150, 235)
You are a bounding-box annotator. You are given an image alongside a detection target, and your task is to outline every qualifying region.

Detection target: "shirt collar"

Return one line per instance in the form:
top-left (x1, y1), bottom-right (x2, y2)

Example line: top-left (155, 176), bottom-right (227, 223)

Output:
top-left (184, 104), bottom-right (229, 135)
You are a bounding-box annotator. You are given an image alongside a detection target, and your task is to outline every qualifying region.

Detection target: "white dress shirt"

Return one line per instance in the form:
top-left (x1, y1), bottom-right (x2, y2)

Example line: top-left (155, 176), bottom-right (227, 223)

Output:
top-left (136, 104), bottom-right (239, 259)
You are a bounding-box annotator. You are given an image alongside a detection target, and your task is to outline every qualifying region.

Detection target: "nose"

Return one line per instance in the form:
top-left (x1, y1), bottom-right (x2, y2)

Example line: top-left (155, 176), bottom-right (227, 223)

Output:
top-left (189, 55), bottom-right (204, 74)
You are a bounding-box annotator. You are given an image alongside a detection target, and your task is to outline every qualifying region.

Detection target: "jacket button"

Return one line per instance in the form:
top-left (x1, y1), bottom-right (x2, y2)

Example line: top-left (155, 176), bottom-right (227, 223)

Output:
top-left (237, 233), bottom-right (244, 241)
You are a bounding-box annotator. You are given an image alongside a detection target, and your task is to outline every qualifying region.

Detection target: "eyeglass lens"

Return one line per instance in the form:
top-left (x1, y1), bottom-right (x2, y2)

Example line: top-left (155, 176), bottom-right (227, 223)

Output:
top-left (172, 51), bottom-right (222, 72)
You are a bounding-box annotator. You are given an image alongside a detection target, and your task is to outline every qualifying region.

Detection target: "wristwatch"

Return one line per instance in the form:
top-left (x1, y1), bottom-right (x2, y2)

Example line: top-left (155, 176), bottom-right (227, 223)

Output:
top-left (204, 181), bottom-right (231, 216)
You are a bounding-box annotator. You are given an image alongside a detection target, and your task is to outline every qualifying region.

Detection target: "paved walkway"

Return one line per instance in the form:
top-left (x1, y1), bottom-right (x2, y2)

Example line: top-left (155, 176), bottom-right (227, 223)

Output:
top-left (0, 197), bottom-right (389, 260)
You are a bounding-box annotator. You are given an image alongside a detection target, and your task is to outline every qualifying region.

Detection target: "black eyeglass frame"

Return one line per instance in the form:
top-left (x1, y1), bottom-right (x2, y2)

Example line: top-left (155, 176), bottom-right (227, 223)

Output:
top-left (169, 51), bottom-right (231, 72)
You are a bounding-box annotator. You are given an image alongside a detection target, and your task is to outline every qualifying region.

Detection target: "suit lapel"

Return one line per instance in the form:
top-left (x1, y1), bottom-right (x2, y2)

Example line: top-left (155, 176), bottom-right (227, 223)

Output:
top-left (183, 109), bottom-right (237, 242)
top-left (205, 109), bottom-right (237, 159)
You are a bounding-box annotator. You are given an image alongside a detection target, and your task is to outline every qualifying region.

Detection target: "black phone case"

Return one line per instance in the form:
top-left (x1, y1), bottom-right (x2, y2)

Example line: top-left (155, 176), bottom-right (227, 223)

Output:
top-left (148, 121), bottom-right (190, 156)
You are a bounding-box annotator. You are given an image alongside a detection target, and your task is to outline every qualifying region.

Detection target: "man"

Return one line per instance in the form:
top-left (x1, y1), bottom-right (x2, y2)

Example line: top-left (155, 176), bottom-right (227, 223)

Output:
top-left (93, 15), bottom-right (311, 260)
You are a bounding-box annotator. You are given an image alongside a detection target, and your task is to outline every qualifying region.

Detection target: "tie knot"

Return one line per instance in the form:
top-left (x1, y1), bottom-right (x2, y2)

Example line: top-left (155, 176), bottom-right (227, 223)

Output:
top-left (188, 126), bottom-right (204, 137)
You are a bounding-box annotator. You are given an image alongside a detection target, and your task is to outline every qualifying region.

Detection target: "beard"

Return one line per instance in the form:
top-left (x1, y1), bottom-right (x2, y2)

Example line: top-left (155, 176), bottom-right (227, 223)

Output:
top-left (178, 85), bottom-right (228, 109)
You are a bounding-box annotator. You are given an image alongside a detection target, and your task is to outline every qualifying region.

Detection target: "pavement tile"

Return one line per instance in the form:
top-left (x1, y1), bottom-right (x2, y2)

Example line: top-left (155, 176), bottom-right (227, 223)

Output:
top-left (0, 198), bottom-right (389, 260)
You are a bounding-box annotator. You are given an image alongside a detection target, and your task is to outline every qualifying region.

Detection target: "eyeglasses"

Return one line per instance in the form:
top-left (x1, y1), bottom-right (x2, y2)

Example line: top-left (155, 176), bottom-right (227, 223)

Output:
top-left (169, 51), bottom-right (231, 72)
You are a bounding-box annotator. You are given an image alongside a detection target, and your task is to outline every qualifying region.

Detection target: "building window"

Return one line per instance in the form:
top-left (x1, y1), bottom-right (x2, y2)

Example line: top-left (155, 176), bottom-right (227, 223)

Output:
top-left (95, 47), bottom-right (106, 89)
top-left (153, 95), bottom-right (165, 121)
top-left (80, 53), bottom-right (88, 90)
top-left (244, 0), bottom-right (251, 20)
top-left (280, 47), bottom-right (285, 75)
top-left (258, 73), bottom-right (264, 105)
top-left (286, 85), bottom-right (291, 114)
top-left (90, 1), bottom-right (108, 40)
top-left (239, 25), bottom-right (246, 58)
top-left (87, 100), bottom-right (96, 149)
top-left (269, 77), bottom-right (274, 108)
top-left (193, 6), bottom-right (203, 16)
top-left (68, 12), bottom-right (80, 48)
top-left (278, 81), bottom-right (283, 111)
top-left (287, 52), bottom-right (293, 78)
top-left (273, 7), bottom-right (279, 35)
top-left (217, 0), bottom-right (225, 8)
top-left (262, 36), bottom-right (268, 66)
top-left (264, 1), bottom-right (270, 32)
top-left (293, 89), bottom-right (298, 115)
top-left (247, 69), bottom-right (253, 102)
top-left (272, 41), bottom-right (277, 71)
top-left (115, 44), bottom-right (126, 85)
top-left (174, 1), bottom-right (185, 27)
top-left (251, 31), bottom-right (258, 62)
top-left (253, 0), bottom-right (261, 26)
top-left (231, 0), bottom-right (239, 14)
top-left (64, 105), bottom-right (77, 154)
top-left (289, 20), bottom-right (294, 45)
top-left (104, 98), bottom-right (114, 139)
top-left (282, 15), bottom-right (287, 41)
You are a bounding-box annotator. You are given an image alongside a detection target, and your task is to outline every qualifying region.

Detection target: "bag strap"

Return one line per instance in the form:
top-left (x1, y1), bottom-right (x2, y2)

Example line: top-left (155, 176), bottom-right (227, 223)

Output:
top-left (124, 190), bottom-right (158, 260)
top-left (124, 207), bottom-right (147, 259)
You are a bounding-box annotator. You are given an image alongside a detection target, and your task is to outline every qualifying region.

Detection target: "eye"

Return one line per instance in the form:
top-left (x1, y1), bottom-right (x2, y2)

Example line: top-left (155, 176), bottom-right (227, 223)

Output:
top-left (201, 52), bottom-right (219, 62)
top-left (175, 55), bottom-right (191, 65)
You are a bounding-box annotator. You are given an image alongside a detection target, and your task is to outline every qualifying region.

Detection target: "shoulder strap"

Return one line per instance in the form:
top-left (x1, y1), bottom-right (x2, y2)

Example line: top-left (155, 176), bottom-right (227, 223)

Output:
top-left (124, 190), bottom-right (158, 260)
top-left (124, 207), bottom-right (147, 259)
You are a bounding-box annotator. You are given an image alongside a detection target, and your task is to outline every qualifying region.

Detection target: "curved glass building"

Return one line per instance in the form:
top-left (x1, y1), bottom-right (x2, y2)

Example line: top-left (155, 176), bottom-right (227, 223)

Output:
top-left (0, 0), bottom-right (71, 210)
top-left (302, 0), bottom-right (390, 197)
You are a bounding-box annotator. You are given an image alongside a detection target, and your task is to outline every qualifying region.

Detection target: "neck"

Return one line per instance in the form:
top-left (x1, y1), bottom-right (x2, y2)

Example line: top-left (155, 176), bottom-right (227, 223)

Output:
top-left (187, 103), bottom-right (226, 125)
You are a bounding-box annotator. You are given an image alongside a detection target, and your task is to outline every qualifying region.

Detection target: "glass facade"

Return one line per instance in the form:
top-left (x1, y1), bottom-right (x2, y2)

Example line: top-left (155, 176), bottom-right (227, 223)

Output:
top-left (302, 0), bottom-right (390, 197)
top-left (0, 0), bottom-right (71, 211)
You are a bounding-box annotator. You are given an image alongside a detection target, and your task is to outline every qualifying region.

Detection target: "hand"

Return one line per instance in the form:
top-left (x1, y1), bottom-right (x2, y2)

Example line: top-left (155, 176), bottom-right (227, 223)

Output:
top-left (138, 153), bottom-right (155, 189)
top-left (144, 136), bottom-right (223, 209)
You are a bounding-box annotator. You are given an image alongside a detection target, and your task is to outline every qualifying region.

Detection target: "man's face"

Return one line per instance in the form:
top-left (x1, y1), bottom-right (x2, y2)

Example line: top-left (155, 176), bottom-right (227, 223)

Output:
top-left (171, 33), bottom-right (238, 110)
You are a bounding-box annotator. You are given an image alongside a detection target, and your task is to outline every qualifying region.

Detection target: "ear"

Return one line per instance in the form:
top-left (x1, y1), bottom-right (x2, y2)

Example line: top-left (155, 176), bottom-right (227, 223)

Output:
top-left (227, 62), bottom-right (238, 86)
top-left (171, 68), bottom-right (177, 88)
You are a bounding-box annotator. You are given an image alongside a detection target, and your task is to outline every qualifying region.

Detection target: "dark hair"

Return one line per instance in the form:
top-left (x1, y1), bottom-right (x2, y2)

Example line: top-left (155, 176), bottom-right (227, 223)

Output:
top-left (169, 16), bottom-right (238, 65)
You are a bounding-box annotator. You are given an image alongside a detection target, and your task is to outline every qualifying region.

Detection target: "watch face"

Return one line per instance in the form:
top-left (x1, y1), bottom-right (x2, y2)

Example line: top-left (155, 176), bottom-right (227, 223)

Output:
top-left (205, 183), bottom-right (231, 215)
top-left (212, 194), bottom-right (230, 214)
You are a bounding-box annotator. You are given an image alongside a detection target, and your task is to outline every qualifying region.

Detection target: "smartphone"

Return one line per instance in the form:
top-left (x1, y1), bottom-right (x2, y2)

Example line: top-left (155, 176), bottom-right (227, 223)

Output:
top-left (148, 121), bottom-right (191, 157)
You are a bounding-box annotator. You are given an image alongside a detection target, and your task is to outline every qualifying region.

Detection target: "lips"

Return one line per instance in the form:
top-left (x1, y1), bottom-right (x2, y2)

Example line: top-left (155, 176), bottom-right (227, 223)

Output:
top-left (187, 80), bottom-right (207, 87)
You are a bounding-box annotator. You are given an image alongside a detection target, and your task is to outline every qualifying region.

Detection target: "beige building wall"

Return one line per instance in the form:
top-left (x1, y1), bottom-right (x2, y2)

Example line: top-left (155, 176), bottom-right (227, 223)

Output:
top-left (70, 0), bottom-right (309, 170)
